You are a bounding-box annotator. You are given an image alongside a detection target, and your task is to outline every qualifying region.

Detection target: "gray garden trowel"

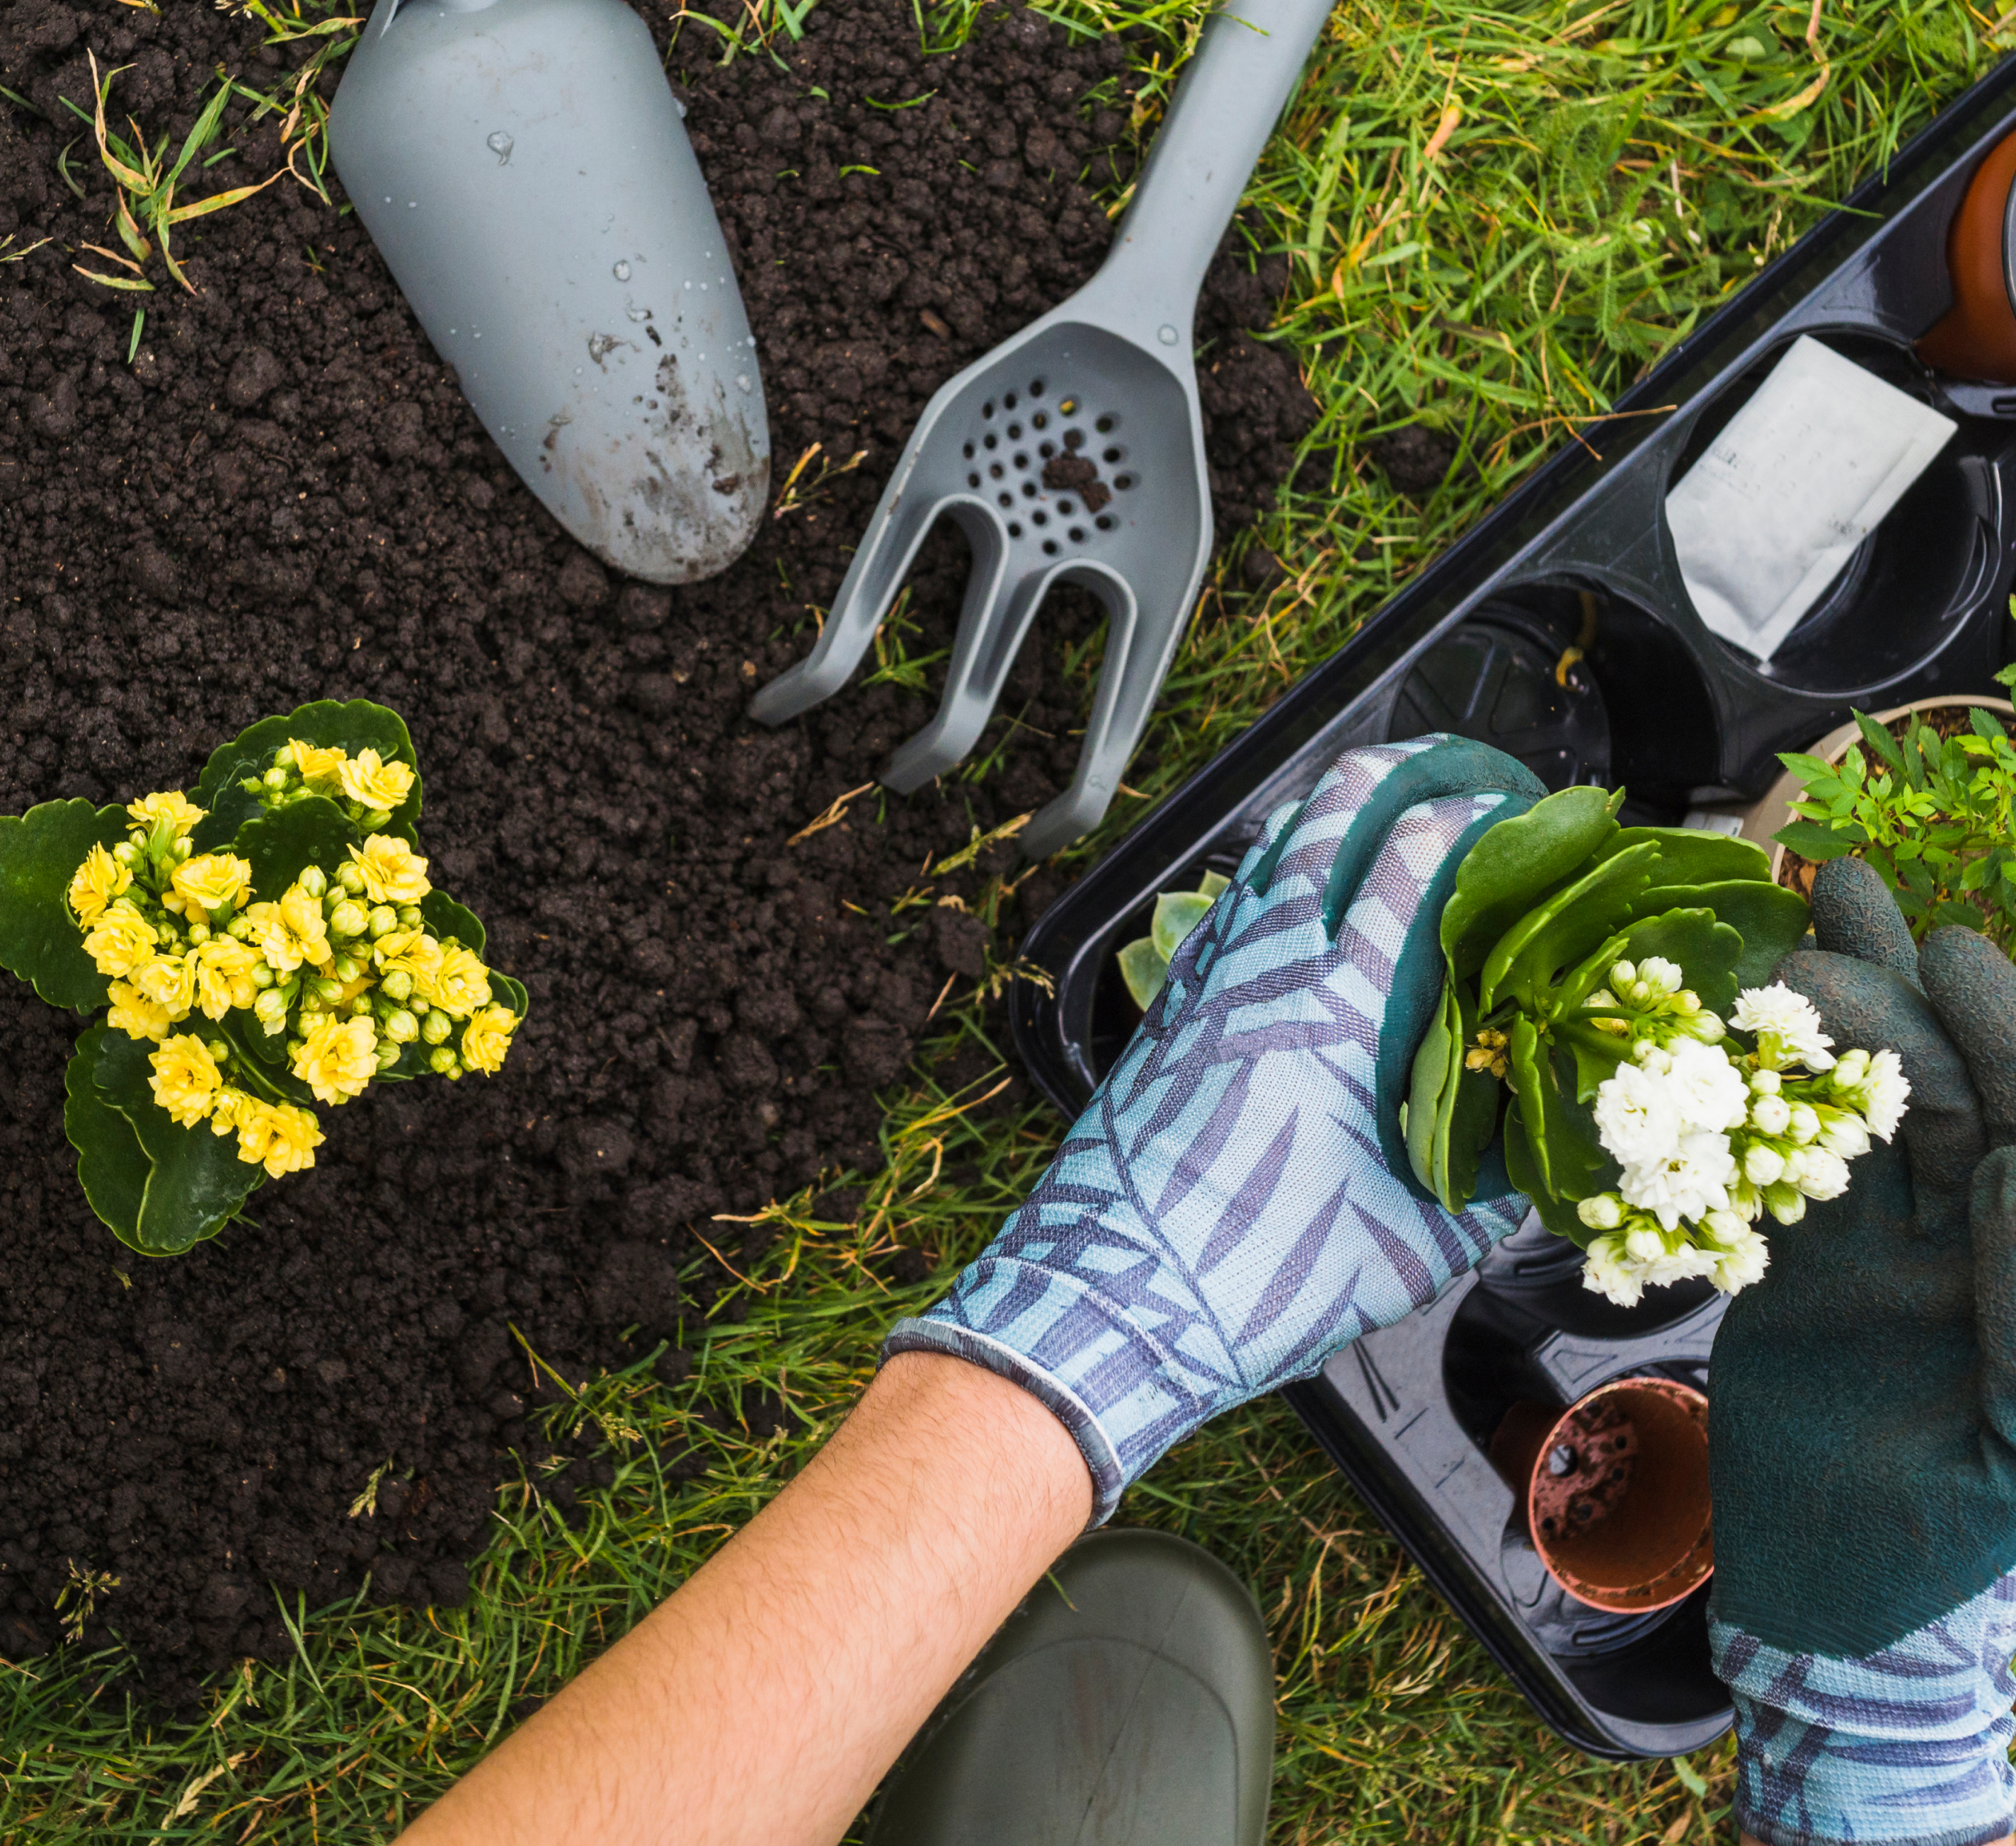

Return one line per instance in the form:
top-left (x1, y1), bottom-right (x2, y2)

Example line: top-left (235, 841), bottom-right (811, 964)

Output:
top-left (750, 0), bottom-right (1336, 856)
top-left (327, 0), bottom-right (769, 584)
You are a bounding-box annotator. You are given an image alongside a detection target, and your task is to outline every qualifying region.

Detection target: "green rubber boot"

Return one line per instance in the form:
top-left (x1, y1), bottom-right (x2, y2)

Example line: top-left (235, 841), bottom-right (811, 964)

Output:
top-left (865, 1528), bottom-right (1275, 1846)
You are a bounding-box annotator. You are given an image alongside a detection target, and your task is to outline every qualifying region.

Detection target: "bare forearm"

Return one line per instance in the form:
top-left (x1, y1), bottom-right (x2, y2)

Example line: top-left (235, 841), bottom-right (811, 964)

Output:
top-left (399, 1351), bottom-right (1090, 1846)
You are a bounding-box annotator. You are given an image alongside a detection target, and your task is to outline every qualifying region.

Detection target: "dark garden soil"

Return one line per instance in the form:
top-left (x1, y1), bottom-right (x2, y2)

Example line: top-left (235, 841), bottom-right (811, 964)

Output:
top-left (0, 0), bottom-right (1312, 1697)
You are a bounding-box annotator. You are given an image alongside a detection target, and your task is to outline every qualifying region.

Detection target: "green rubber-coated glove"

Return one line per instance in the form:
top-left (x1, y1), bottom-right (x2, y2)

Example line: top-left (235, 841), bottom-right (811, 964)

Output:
top-left (1708, 855), bottom-right (2016, 1846)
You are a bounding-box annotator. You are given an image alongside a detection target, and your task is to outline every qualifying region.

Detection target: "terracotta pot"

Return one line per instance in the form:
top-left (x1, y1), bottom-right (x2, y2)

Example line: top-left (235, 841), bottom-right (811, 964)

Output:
top-left (1738, 696), bottom-right (2016, 888)
top-left (1489, 1377), bottom-right (1713, 1615)
top-left (1918, 130), bottom-right (2016, 384)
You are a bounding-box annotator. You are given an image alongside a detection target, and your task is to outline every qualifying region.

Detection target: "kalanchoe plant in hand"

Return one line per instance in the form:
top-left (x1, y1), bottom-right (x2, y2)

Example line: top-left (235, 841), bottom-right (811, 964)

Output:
top-left (1405, 785), bottom-right (1905, 1305)
top-left (0, 700), bottom-right (527, 1257)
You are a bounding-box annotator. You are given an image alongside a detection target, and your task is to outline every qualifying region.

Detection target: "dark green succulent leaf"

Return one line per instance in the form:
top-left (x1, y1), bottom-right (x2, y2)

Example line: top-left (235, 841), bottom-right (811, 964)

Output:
top-left (192, 699), bottom-right (421, 852)
top-left (1651, 879), bottom-right (1811, 988)
top-left (1557, 1017), bottom-right (1630, 1104)
top-left (79, 1026), bottom-right (262, 1255)
top-left (1435, 983), bottom-right (1501, 1213)
top-left (1503, 1099), bottom-right (1591, 1244)
top-left (1602, 825), bottom-right (1771, 888)
top-left (236, 797), bottom-right (361, 900)
top-left (65, 1024), bottom-right (151, 1249)
top-left (1440, 784), bottom-right (1620, 980)
top-left (420, 889), bottom-right (486, 960)
top-left (1481, 842), bottom-right (1659, 1014)
top-left (1508, 1016), bottom-right (1608, 1205)
top-left (492, 970), bottom-right (529, 1018)
top-left (1406, 982), bottom-right (1459, 1198)
top-left (0, 799), bottom-right (126, 1012)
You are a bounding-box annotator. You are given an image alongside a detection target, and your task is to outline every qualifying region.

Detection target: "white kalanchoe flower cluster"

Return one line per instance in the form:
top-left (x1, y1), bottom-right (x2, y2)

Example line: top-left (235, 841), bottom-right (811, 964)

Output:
top-left (1572, 970), bottom-right (1907, 1307)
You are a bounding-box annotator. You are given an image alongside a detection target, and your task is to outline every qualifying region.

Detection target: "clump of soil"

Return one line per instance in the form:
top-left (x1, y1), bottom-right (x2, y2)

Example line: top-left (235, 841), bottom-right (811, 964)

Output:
top-left (1369, 423), bottom-right (1460, 495)
top-left (0, 0), bottom-right (1310, 1696)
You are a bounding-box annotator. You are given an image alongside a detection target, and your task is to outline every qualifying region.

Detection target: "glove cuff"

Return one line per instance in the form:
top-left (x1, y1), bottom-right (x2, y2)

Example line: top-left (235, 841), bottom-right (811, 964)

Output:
top-left (883, 1255), bottom-right (1226, 1525)
top-left (1711, 1575), bottom-right (2016, 1846)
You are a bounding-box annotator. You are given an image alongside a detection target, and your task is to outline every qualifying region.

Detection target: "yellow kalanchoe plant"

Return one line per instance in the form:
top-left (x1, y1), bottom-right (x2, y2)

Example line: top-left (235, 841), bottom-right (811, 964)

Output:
top-left (0, 699), bottom-right (526, 1256)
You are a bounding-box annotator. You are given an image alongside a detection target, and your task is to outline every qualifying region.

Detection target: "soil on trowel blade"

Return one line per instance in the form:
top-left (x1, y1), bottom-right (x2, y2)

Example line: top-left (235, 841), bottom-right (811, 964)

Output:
top-left (0, 0), bottom-right (1311, 1697)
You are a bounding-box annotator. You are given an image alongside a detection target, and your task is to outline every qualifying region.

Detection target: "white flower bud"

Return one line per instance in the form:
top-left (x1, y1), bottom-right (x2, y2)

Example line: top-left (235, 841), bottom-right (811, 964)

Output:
top-left (1749, 1068), bottom-right (1782, 1095)
top-left (1819, 1112), bottom-right (1870, 1159)
top-left (1832, 1048), bottom-right (1869, 1089)
top-left (1634, 1042), bottom-right (1671, 1072)
top-left (1743, 1142), bottom-right (1787, 1186)
top-left (1749, 1094), bottom-right (1792, 1135)
top-left (1625, 1226), bottom-right (1667, 1261)
top-left (1702, 1209), bottom-right (1748, 1249)
top-left (1576, 1193), bottom-right (1625, 1231)
top-left (1639, 956), bottom-right (1683, 996)
top-left (1684, 1011), bottom-right (1727, 1043)
top-left (1787, 1103), bottom-right (1821, 1144)
top-left (1610, 961), bottom-right (1637, 989)
top-left (1765, 1181), bottom-right (1807, 1225)
top-left (1794, 1147), bottom-right (1850, 1200)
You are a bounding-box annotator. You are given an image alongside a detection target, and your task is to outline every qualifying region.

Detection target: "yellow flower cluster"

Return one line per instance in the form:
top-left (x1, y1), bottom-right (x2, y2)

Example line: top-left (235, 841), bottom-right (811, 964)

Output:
top-left (147, 1033), bottom-right (324, 1178)
top-left (67, 764), bottom-right (518, 1188)
top-left (279, 738), bottom-right (417, 817)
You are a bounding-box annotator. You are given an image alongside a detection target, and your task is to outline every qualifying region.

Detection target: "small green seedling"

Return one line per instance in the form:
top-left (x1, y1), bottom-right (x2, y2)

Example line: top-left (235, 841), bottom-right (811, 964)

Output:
top-left (1117, 870), bottom-right (1232, 1009)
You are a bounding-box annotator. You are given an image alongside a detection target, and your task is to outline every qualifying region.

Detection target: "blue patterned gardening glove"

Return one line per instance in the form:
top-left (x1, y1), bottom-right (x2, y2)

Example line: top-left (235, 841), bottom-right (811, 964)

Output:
top-left (885, 735), bottom-right (1546, 1520)
top-left (1709, 857), bottom-right (2016, 1846)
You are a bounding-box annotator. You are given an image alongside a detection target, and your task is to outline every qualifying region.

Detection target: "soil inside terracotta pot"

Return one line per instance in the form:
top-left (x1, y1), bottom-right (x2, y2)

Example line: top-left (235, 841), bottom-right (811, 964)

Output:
top-left (1776, 705), bottom-right (1987, 905)
top-left (0, 0), bottom-right (1312, 1696)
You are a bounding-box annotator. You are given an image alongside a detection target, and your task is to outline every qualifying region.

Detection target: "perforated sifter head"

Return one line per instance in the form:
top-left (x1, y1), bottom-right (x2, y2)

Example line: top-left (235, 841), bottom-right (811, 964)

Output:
top-left (749, 0), bottom-right (1339, 856)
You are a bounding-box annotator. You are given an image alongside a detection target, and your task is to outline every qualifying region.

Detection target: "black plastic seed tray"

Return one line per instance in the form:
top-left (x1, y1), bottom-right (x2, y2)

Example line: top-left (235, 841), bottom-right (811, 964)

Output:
top-left (1009, 56), bottom-right (2016, 1758)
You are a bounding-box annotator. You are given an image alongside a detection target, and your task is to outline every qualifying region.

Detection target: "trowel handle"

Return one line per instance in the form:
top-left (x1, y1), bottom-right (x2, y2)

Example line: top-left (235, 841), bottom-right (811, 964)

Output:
top-left (1087, 0), bottom-right (1335, 339)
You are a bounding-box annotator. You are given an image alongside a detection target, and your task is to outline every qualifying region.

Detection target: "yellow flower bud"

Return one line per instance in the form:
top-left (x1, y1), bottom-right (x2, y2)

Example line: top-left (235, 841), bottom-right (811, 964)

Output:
top-left (338, 748), bottom-right (416, 813)
top-left (67, 842), bottom-right (132, 928)
top-left (125, 791), bottom-right (206, 838)
top-left (253, 987), bottom-right (290, 1033)
top-left (416, 944), bottom-right (491, 1020)
top-left (193, 936), bottom-right (262, 1021)
top-left (461, 1004), bottom-right (518, 1075)
top-left (149, 1033), bottom-right (223, 1128)
top-left (107, 979), bottom-right (176, 1043)
top-left (291, 1013), bottom-right (378, 1105)
top-left (133, 951), bottom-right (197, 1018)
top-left (347, 833), bottom-right (431, 905)
top-left (171, 851), bottom-right (253, 917)
top-left (287, 738), bottom-right (349, 784)
top-left (83, 902), bottom-right (159, 980)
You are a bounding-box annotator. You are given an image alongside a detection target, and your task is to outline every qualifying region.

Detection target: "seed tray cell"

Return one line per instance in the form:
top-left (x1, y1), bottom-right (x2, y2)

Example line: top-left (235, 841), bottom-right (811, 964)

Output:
top-left (1011, 55), bottom-right (2016, 1757)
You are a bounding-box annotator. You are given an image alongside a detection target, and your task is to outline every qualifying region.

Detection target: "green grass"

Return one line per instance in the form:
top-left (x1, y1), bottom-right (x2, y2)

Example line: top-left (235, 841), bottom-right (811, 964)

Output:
top-left (2, 0), bottom-right (2006, 1838)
